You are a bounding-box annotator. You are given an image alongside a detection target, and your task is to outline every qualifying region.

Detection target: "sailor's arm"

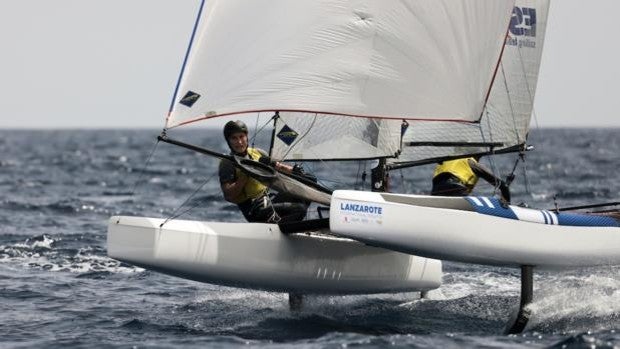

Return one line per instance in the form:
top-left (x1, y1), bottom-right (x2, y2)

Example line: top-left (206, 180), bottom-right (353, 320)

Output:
top-left (221, 175), bottom-right (248, 202)
top-left (468, 159), bottom-right (500, 185)
top-left (257, 154), bottom-right (294, 174)
top-left (468, 159), bottom-right (511, 202)
top-left (219, 160), bottom-right (248, 203)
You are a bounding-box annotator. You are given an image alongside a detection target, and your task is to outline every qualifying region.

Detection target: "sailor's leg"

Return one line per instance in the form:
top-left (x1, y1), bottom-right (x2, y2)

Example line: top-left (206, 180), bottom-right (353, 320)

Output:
top-left (270, 193), bottom-right (310, 222)
top-left (272, 202), bottom-right (309, 222)
top-left (288, 292), bottom-right (303, 311)
top-left (244, 195), bottom-right (280, 222)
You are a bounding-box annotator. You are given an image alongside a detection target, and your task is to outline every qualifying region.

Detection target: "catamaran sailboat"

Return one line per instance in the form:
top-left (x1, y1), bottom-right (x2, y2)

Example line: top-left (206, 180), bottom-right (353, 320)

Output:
top-left (108, 0), bottom-right (619, 334)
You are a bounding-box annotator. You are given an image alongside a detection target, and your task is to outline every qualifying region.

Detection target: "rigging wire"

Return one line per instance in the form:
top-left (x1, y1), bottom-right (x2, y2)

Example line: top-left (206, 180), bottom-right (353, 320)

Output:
top-left (275, 114), bottom-right (395, 191)
top-left (512, 41), bottom-right (544, 195)
top-left (479, 108), bottom-right (504, 197)
top-left (398, 168), bottom-right (407, 193)
top-left (250, 112), bottom-right (261, 149)
top-left (128, 135), bottom-right (161, 197)
top-left (515, 38), bottom-right (541, 133)
top-left (482, 42), bottom-right (542, 198)
top-left (276, 112), bottom-right (334, 188)
top-left (249, 114), bottom-right (276, 147)
top-left (498, 62), bottom-right (523, 146)
top-left (160, 172), bottom-right (217, 227)
top-left (279, 113), bottom-right (318, 160)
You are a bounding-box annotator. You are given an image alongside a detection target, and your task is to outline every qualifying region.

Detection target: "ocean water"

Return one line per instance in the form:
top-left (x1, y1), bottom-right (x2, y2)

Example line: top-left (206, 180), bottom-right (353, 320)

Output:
top-left (1, 128), bottom-right (619, 348)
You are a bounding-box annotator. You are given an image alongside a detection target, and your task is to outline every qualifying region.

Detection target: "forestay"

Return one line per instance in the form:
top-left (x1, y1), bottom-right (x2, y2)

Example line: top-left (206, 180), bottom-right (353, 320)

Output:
top-left (391, 0), bottom-right (550, 166)
top-left (166, 0), bottom-right (516, 129)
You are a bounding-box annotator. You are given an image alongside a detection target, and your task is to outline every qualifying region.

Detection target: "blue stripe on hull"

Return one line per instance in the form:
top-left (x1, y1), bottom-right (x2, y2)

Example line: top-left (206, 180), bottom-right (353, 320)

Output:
top-left (464, 197), bottom-right (518, 219)
top-left (464, 197), bottom-right (619, 228)
top-left (556, 212), bottom-right (618, 227)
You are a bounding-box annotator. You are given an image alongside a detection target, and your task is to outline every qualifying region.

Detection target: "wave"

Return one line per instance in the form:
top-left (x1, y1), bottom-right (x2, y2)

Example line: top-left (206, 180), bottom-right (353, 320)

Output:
top-left (0, 233), bottom-right (141, 276)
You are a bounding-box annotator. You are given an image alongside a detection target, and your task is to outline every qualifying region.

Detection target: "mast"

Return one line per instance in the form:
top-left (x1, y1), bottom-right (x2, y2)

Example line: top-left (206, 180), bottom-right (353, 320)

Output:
top-left (268, 111), bottom-right (279, 157)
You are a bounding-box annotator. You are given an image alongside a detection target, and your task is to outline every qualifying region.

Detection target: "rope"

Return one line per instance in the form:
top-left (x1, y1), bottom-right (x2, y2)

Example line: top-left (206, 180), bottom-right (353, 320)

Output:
top-left (264, 195), bottom-right (281, 223)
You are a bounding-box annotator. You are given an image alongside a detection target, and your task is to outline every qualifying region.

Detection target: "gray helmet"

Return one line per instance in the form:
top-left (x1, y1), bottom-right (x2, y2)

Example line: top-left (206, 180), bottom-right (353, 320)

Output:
top-left (223, 120), bottom-right (248, 140)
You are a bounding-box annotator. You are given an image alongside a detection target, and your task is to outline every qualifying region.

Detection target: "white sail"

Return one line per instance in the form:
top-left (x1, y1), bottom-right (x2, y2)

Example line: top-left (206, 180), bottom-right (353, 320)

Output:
top-left (166, 0), bottom-right (515, 129)
top-left (270, 112), bottom-right (402, 161)
top-left (392, 0), bottom-right (550, 166)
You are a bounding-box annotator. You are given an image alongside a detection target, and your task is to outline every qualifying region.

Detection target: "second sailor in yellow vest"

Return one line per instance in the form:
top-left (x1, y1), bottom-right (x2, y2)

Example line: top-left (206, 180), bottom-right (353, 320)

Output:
top-left (431, 157), bottom-right (511, 202)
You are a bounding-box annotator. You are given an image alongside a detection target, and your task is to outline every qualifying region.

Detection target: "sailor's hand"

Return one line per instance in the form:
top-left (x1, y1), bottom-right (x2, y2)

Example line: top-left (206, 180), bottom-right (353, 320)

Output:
top-left (257, 155), bottom-right (293, 173)
top-left (292, 164), bottom-right (305, 175)
top-left (274, 161), bottom-right (293, 173)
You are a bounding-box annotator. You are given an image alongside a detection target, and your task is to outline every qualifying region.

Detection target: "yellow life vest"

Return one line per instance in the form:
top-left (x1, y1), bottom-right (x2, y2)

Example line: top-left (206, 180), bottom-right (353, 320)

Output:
top-left (228, 147), bottom-right (268, 204)
top-left (433, 158), bottom-right (479, 189)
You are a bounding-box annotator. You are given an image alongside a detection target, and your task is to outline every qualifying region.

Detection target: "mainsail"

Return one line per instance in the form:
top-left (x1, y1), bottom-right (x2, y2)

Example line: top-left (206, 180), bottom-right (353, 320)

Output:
top-left (390, 0), bottom-right (550, 167)
top-left (161, 0), bottom-right (520, 203)
top-left (166, 0), bottom-right (516, 130)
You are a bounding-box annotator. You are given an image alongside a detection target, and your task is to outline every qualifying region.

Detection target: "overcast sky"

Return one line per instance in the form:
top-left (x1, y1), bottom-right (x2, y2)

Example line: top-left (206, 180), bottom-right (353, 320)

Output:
top-left (1, 0), bottom-right (619, 129)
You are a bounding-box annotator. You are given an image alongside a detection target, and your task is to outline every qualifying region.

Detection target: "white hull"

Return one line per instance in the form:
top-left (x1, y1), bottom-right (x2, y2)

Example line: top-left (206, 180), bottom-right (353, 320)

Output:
top-left (330, 190), bottom-right (620, 268)
top-left (107, 216), bottom-right (442, 294)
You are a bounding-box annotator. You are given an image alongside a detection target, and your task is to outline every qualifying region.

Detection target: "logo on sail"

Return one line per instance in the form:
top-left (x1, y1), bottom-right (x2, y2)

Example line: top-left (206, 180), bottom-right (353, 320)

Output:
top-left (179, 91), bottom-right (201, 107)
top-left (276, 125), bottom-right (298, 146)
top-left (506, 7), bottom-right (537, 49)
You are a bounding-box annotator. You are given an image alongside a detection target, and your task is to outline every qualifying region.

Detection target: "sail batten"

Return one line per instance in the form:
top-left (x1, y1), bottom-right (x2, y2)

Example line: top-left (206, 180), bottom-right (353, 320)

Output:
top-left (166, 0), bottom-right (516, 129)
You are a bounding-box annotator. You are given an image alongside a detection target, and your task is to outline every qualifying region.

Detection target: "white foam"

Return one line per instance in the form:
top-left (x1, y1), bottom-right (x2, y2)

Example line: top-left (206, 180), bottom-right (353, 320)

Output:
top-left (0, 237), bottom-right (143, 275)
top-left (529, 270), bottom-right (620, 326)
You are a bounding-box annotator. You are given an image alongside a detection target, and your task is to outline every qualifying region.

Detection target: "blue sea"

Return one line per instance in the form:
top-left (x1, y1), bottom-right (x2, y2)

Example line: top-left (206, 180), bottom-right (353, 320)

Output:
top-left (1, 128), bottom-right (619, 348)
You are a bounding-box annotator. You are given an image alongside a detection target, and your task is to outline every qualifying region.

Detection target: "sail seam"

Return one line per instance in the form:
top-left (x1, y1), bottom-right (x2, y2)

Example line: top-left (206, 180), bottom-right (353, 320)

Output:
top-left (170, 109), bottom-right (478, 129)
